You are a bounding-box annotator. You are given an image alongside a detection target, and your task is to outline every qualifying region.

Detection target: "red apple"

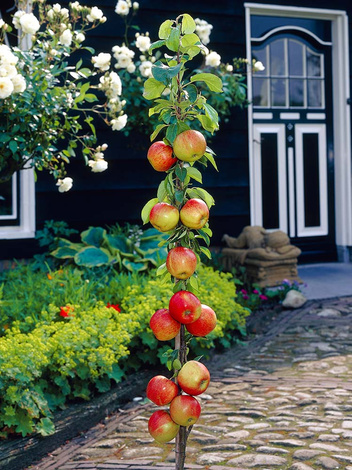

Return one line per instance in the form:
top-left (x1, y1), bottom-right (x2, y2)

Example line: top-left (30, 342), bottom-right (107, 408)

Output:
top-left (180, 198), bottom-right (209, 229)
top-left (166, 247), bottom-right (197, 280)
top-left (177, 360), bottom-right (210, 396)
top-left (169, 291), bottom-right (202, 324)
top-left (186, 304), bottom-right (217, 337)
top-left (148, 410), bottom-right (180, 443)
top-left (147, 141), bottom-right (176, 172)
top-left (149, 202), bottom-right (179, 232)
top-left (146, 375), bottom-right (179, 406)
top-left (173, 130), bottom-right (207, 162)
top-left (150, 308), bottom-right (181, 341)
top-left (169, 395), bottom-right (201, 426)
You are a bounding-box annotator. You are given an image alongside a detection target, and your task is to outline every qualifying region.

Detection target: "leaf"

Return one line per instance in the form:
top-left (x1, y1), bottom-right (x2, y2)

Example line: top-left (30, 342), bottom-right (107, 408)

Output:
top-left (203, 102), bottom-right (219, 128)
top-left (186, 166), bottom-right (203, 183)
top-left (74, 247), bottom-right (111, 267)
top-left (159, 19), bottom-right (173, 39)
top-left (166, 27), bottom-right (181, 52)
top-left (156, 262), bottom-right (168, 276)
top-left (197, 114), bottom-right (217, 134)
top-left (175, 166), bottom-right (187, 182)
top-left (149, 39), bottom-right (166, 53)
top-left (184, 84), bottom-right (198, 103)
top-left (36, 417), bottom-right (55, 437)
top-left (200, 246), bottom-right (212, 259)
top-left (143, 78), bottom-right (166, 100)
top-left (188, 187), bottom-right (215, 208)
top-left (9, 140), bottom-right (18, 153)
top-left (81, 227), bottom-right (106, 247)
top-left (181, 33), bottom-right (199, 47)
top-left (157, 179), bottom-right (167, 202)
top-left (51, 242), bottom-right (83, 259)
top-left (181, 14), bottom-right (196, 34)
top-left (150, 124), bottom-right (167, 141)
top-left (204, 151), bottom-right (218, 171)
top-left (122, 259), bottom-right (148, 272)
top-left (141, 197), bottom-right (159, 224)
top-left (166, 123), bottom-right (177, 144)
top-left (152, 63), bottom-right (182, 85)
top-left (186, 46), bottom-right (201, 59)
top-left (109, 364), bottom-right (125, 383)
top-left (190, 73), bottom-right (223, 93)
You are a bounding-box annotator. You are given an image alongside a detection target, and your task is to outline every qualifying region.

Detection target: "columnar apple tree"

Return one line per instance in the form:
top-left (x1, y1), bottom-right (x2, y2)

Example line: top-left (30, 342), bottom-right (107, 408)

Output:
top-left (141, 14), bottom-right (222, 470)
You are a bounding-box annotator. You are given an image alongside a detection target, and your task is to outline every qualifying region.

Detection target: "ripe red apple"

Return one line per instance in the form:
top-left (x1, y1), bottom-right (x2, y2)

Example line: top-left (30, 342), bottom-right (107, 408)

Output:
top-left (166, 247), bottom-right (197, 280)
top-left (173, 130), bottom-right (207, 162)
top-left (180, 198), bottom-right (209, 230)
top-left (169, 395), bottom-right (201, 426)
top-left (148, 410), bottom-right (180, 443)
top-left (169, 291), bottom-right (202, 324)
top-left (150, 308), bottom-right (181, 341)
top-left (177, 360), bottom-right (210, 396)
top-left (186, 304), bottom-right (217, 337)
top-left (147, 141), bottom-right (176, 172)
top-left (146, 375), bottom-right (179, 406)
top-left (149, 202), bottom-right (179, 232)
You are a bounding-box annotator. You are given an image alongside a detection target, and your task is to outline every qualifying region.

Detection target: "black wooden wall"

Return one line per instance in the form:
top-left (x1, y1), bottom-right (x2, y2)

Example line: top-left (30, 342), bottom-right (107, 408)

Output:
top-left (1, 0), bottom-right (352, 260)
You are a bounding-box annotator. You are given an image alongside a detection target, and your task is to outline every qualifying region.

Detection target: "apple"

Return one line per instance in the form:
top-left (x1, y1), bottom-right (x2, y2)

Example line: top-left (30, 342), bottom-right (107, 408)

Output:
top-left (148, 410), bottom-right (180, 443)
top-left (149, 202), bottom-right (179, 232)
top-left (166, 247), bottom-right (197, 280)
top-left (169, 291), bottom-right (202, 324)
top-left (177, 360), bottom-right (210, 396)
top-left (147, 141), bottom-right (176, 172)
top-left (186, 304), bottom-right (217, 337)
top-left (146, 375), bottom-right (179, 406)
top-left (180, 198), bottom-right (209, 230)
top-left (169, 395), bottom-right (201, 426)
top-left (173, 130), bottom-right (207, 162)
top-left (150, 308), bottom-right (181, 341)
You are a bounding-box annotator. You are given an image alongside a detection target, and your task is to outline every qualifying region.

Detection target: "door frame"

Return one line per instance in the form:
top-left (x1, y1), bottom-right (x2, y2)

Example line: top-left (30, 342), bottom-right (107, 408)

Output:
top-left (245, 3), bottom-right (352, 260)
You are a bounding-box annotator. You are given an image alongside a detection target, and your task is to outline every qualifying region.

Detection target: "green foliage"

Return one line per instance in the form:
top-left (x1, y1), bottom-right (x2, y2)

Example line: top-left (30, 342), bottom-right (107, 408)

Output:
top-left (51, 225), bottom-right (167, 271)
top-left (36, 220), bottom-right (79, 251)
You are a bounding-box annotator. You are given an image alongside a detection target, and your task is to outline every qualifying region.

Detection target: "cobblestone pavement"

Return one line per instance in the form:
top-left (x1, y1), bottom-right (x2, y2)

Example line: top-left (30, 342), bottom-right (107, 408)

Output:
top-left (29, 296), bottom-right (352, 470)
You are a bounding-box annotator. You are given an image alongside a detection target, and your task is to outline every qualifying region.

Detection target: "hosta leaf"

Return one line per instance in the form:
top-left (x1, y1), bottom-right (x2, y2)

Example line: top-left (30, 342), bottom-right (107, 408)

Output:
top-left (81, 226), bottom-right (106, 247)
top-left (122, 259), bottom-right (148, 272)
top-left (74, 247), bottom-right (111, 267)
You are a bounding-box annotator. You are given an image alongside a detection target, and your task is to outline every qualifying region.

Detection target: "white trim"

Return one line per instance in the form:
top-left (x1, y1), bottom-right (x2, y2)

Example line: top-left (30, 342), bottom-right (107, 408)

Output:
top-left (251, 25), bottom-right (332, 46)
top-left (288, 147), bottom-right (296, 238)
top-left (253, 112), bottom-right (273, 119)
top-left (295, 124), bottom-right (328, 237)
top-left (253, 124), bottom-right (287, 233)
top-left (307, 113), bottom-right (326, 120)
top-left (246, 3), bottom-right (352, 249)
top-left (0, 175), bottom-right (17, 220)
top-left (280, 112), bottom-right (300, 120)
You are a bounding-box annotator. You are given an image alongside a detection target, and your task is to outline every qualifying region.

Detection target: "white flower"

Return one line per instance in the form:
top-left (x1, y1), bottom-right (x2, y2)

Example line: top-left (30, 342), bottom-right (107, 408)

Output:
top-left (0, 77), bottom-right (14, 98)
top-left (92, 52), bottom-right (111, 72)
top-left (111, 114), bottom-right (127, 131)
top-left (226, 64), bottom-right (233, 72)
top-left (56, 177), bottom-right (73, 193)
top-left (126, 62), bottom-right (136, 73)
top-left (75, 32), bottom-right (85, 43)
top-left (205, 51), bottom-right (221, 67)
top-left (12, 11), bottom-right (25, 30)
top-left (253, 60), bottom-right (265, 72)
top-left (135, 34), bottom-right (151, 52)
top-left (195, 18), bottom-right (213, 45)
top-left (53, 4), bottom-right (62, 13)
top-left (70, 1), bottom-right (82, 11)
top-left (60, 29), bottom-right (73, 46)
top-left (139, 60), bottom-right (153, 78)
top-left (60, 8), bottom-right (69, 18)
top-left (87, 6), bottom-right (104, 22)
top-left (11, 74), bottom-right (26, 93)
top-left (0, 64), bottom-right (17, 78)
top-left (115, 0), bottom-right (129, 16)
top-left (0, 20), bottom-right (5, 29)
top-left (19, 13), bottom-right (40, 35)
top-left (133, 2), bottom-right (139, 9)
top-left (88, 159), bottom-right (108, 172)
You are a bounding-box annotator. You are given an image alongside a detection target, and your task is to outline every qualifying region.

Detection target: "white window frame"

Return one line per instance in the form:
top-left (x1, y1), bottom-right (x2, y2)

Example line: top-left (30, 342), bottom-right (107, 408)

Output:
top-left (245, 3), bottom-right (352, 251)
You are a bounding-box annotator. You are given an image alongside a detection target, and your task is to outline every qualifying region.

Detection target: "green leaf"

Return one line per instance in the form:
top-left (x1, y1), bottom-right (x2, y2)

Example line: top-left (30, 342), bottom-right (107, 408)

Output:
top-left (159, 19), bottom-right (173, 39)
top-left (36, 418), bottom-right (55, 437)
top-left (15, 411), bottom-right (34, 437)
top-left (186, 46), bottom-right (201, 59)
top-left (188, 187), bottom-right (215, 208)
top-left (203, 102), bottom-right (219, 128)
top-left (181, 33), bottom-right (199, 47)
top-left (204, 151), bottom-right (218, 171)
top-left (51, 241), bottom-right (83, 259)
top-left (152, 63), bottom-right (182, 85)
top-left (9, 140), bottom-right (18, 153)
top-left (200, 246), bottom-right (212, 259)
top-left (184, 84), bottom-right (198, 103)
top-left (166, 123), bottom-right (177, 144)
top-left (141, 197), bottom-right (159, 224)
top-left (150, 124), bottom-right (167, 141)
top-left (122, 259), bottom-right (148, 272)
top-left (197, 114), bottom-right (217, 134)
top-left (166, 27), bottom-right (181, 52)
top-left (181, 14), bottom-right (196, 34)
top-left (156, 262), bottom-right (168, 276)
top-left (74, 247), bottom-right (111, 267)
top-left (175, 166), bottom-right (187, 182)
top-left (190, 73), bottom-right (223, 93)
top-left (81, 227), bottom-right (106, 247)
top-left (157, 179), bottom-right (167, 202)
top-left (143, 78), bottom-right (166, 100)
top-left (188, 275), bottom-right (199, 294)
top-left (149, 39), bottom-right (166, 53)
top-left (109, 364), bottom-right (125, 383)
top-left (186, 166), bottom-right (203, 183)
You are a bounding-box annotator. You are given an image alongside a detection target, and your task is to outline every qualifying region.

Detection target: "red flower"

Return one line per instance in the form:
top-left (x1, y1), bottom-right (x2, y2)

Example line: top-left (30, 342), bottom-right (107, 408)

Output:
top-left (59, 306), bottom-right (75, 317)
top-left (106, 303), bottom-right (121, 312)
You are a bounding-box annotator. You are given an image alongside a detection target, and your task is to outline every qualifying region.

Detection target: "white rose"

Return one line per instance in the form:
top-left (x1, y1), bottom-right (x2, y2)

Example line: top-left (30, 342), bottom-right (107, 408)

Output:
top-left (195, 18), bottom-right (213, 45)
top-left (0, 20), bottom-right (5, 28)
top-left (205, 51), bottom-right (221, 68)
top-left (133, 2), bottom-right (139, 9)
top-left (87, 6), bottom-right (104, 22)
top-left (11, 74), bottom-right (26, 93)
top-left (253, 60), bottom-right (265, 72)
top-left (226, 64), bottom-right (233, 72)
top-left (111, 114), bottom-right (127, 131)
top-left (60, 29), bottom-right (73, 47)
top-left (56, 177), bottom-right (73, 193)
top-left (19, 13), bottom-right (40, 35)
top-left (88, 159), bottom-right (108, 172)
top-left (75, 32), bottom-right (85, 43)
top-left (117, 54), bottom-right (132, 69)
top-left (60, 8), bottom-right (69, 18)
top-left (0, 77), bottom-right (14, 98)
top-left (0, 64), bottom-right (17, 78)
top-left (126, 62), bottom-right (136, 73)
top-left (53, 4), bottom-right (62, 13)
top-left (12, 11), bottom-right (25, 30)
top-left (109, 71), bottom-right (122, 95)
top-left (115, 0), bottom-right (129, 16)
top-left (139, 60), bottom-right (153, 78)
top-left (92, 52), bottom-right (111, 71)
top-left (135, 35), bottom-right (151, 52)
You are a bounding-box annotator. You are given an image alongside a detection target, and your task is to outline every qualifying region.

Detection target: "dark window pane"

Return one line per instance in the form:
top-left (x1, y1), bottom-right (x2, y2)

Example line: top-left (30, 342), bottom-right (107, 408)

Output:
top-left (252, 47), bottom-right (267, 76)
top-left (303, 133), bottom-right (320, 227)
top-left (261, 133), bottom-right (279, 229)
top-left (289, 40), bottom-right (304, 76)
top-left (270, 39), bottom-right (286, 76)
top-left (307, 48), bottom-right (322, 77)
top-left (289, 79), bottom-right (304, 107)
top-left (0, 178), bottom-right (14, 216)
top-left (308, 79), bottom-right (323, 107)
top-left (253, 77), bottom-right (269, 107)
top-left (272, 78), bottom-right (287, 107)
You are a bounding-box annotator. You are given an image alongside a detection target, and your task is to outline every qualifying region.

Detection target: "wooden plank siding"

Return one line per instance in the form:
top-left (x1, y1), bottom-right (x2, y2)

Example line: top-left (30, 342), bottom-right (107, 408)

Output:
top-left (1, 0), bottom-right (352, 260)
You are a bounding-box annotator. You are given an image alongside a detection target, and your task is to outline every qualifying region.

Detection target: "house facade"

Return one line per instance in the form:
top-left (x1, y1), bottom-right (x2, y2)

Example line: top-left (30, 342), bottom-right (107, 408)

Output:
top-left (1, 0), bottom-right (352, 263)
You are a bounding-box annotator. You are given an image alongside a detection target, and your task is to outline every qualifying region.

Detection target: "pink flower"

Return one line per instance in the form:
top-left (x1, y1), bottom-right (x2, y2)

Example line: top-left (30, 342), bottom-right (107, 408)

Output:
top-left (259, 295), bottom-right (268, 301)
top-left (253, 289), bottom-right (259, 294)
top-left (243, 294), bottom-right (249, 300)
top-left (240, 289), bottom-right (247, 295)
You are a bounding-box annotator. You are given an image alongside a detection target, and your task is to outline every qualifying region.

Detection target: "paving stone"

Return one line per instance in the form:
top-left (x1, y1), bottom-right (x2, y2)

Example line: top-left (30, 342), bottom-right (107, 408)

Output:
top-left (256, 445), bottom-right (290, 454)
top-left (293, 449), bottom-right (325, 460)
top-left (227, 453), bottom-right (287, 467)
top-left (121, 447), bottom-right (163, 458)
top-left (289, 464), bottom-right (315, 470)
top-left (270, 439), bottom-right (306, 447)
top-left (315, 456), bottom-right (341, 469)
top-left (310, 443), bottom-right (349, 452)
top-left (317, 434), bottom-right (340, 442)
top-left (342, 421), bottom-right (352, 428)
top-left (224, 430), bottom-right (250, 440)
top-left (196, 453), bottom-right (231, 465)
top-left (332, 455), bottom-right (352, 463)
